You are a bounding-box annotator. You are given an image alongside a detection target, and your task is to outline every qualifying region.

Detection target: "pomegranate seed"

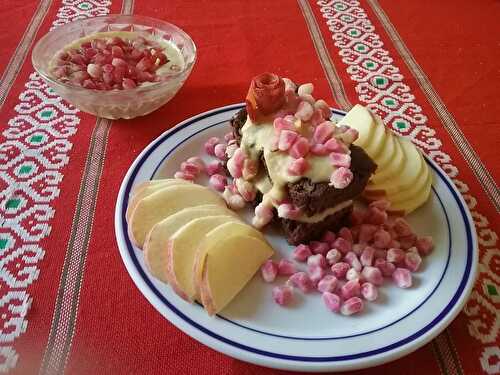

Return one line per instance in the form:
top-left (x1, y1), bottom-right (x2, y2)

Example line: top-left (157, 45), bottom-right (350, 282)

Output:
top-left (415, 236), bottom-right (434, 255)
top-left (174, 171), bottom-right (195, 181)
top-left (153, 52), bottom-right (168, 65)
top-left (341, 297), bottom-right (364, 315)
top-left (137, 56), bottom-right (154, 71)
top-left (359, 224), bottom-right (378, 244)
top-left (332, 237), bottom-right (352, 254)
top-left (321, 231), bottom-right (336, 245)
top-left (374, 259), bottom-right (396, 277)
top-left (330, 167), bottom-right (353, 189)
top-left (292, 244), bottom-right (312, 262)
top-left (308, 265), bottom-right (326, 284)
top-left (338, 227), bottom-right (353, 243)
top-left (313, 122), bottom-right (334, 144)
top-left (82, 79), bottom-right (97, 89)
top-left (102, 72), bottom-right (113, 84)
top-left (393, 268), bottom-right (412, 288)
top-left (361, 282), bottom-right (378, 301)
top-left (344, 251), bottom-right (362, 271)
top-left (310, 143), bottom-right (330, 156)
top-left (341, 279), bottom-right (361, 299)
top-left (112, 66), bottom-right (126, 83)
top-left (91, 38), bottom-right (106, 50)
top-left (369, 199), bottom-right (391, 211)
top-left (393, 217), bottom-right (413, 237)
top-left (204, 137), bottom-right (220, 156)
top-left (111, 45), bottom-right (124, 58)
top-left (209, 174), bottom-right (227, 192)
top-left (186, 156), bottom-right (205, 172)
top-left (288, 272), bottom-right (315, 293)
top-left (373, 229), bottom-right (391, 248)
top-left (122, 78), bottom-right (137, 89)
top-left (307, 254), bottom-right (327, 269)
top-left (323, 292), bottom-right (341, 312)
top-left (374, 249), bottom-right (387, 260)
top-left (404, 252), bottom-right (422, 272)
top-left (289, 137), bottom-right (310, 159)
top-left (278, 260), bottom-right (296, 276)
top-left (86, 63), bottom-right (102, 79)
top-left (277, 203), bottom-right (300, 219)
top-left (399, 234), bottom-right (417, 250)
top-left (318, 275), bottom-right (338, 293)
top-left (288, 157), bottom-right (309, 176)
top-left (112, 57), bottom-right (127, 68)
top-left (326, 249), bottom-right (342, 265)
top-left (309, 241), bottom-right (329, 255)
top-left (387, 248), bottom-right (405, 263)
top-left (272, 285), bottom-right (294, 306)
top-left (360, 246), bottom-right (375, 267)
top-left (346, 268), bottom-right (361, 281)
top-left (331, 262), bottom-right (350, 279)
top-left (261, 260), bottom-right (278, 282)
top-left (366, 207), bottom-right (388, 225)
top-left (352, 243), bottom-right (365, 256)
top-left (82, 48), bottom-right (98, 59)
top-left (361, 266), bottom-right (383, 285)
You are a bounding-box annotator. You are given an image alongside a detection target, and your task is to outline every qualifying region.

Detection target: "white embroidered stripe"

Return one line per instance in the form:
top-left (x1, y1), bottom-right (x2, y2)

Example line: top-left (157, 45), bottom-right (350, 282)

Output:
top-left (314, 0), bottom-right (498, 373)
top-left (0, 0), bottom-right (112, 372)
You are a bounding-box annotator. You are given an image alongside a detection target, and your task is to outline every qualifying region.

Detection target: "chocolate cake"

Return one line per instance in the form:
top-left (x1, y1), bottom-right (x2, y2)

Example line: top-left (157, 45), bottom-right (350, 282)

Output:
top-left (230, 107), bottom-right (376, 244)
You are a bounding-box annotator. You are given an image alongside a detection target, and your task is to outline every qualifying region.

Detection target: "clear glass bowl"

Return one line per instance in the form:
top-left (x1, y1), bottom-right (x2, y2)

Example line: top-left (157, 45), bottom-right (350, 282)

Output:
top-left (32, 15), bottom-right (196, 119)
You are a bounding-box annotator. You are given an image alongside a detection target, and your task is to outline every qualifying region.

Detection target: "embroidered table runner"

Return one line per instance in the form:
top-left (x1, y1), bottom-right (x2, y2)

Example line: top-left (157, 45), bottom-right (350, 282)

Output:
top-left (0, 0), bottom-right (498, 374)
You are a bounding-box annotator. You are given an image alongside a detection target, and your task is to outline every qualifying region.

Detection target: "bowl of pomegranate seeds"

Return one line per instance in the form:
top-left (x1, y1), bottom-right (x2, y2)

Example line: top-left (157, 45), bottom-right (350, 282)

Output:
top-left (32, 15), bottom-right (196, 119)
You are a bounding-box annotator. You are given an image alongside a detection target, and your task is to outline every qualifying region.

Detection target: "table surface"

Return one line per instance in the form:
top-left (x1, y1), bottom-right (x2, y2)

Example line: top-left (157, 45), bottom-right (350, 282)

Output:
top-left (0, 0), bottom-right (499, 374)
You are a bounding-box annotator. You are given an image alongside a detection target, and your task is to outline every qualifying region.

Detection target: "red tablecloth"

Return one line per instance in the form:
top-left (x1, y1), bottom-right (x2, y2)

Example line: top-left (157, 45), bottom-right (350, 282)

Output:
top-left (1, 0), bottom-right (499, 374)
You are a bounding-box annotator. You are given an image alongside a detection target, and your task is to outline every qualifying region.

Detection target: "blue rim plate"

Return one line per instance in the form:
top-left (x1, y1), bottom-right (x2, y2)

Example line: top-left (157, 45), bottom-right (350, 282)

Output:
top-left (114, 104), bottom-right (478, 372)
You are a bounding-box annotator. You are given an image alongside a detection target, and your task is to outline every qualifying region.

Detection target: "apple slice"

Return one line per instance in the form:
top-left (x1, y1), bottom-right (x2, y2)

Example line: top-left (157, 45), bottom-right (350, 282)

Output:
top-left (165, 215), bottom-right (238, 301)
top-left (143, 205), bottom-right (238, 283)
top-left (387, 173), bottom-right (433, 215)
top-left (371, 133), bottom-right (406, 184)
top-left (364, 137), bottom-right (425, 196)
top-left (128, 184), bottom-right (225, 248)
top-left (338, 104), bottom-right (376, 148)
top-left (199, 235), bottom-right (273, 316)
top-left (192, 221), bottom-right (264, 301)
top-left (126, 179), bottom-right (191, 221)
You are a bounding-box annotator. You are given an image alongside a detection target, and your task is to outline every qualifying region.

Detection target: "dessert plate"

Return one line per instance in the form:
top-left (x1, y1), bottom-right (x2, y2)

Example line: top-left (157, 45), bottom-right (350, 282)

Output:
top-left (115, 104), bottom-right (478, 372)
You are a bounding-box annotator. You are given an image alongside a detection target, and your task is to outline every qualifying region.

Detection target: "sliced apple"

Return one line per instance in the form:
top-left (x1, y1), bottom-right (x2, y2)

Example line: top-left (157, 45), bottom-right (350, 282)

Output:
top-left (192, 221), bottom-right (265, 301)
top-left (364, 137), bottom-right (425, 196)
top-left (387, 172), bottom-right (433, 215)
top-left (199, 235), bottom-right (273, 316)
top-left (126, 179), bottom-right (191, 221)
top-left (338, 104), bottom-right (376, 148)
top-left (128, 184), bottom-right (225, 248)
top-left (371, 133), bottom-right (406, 184)
top-left (143, 205), bottom-right (238, 283)
top-left (165, 215), bottom-right (238, 301)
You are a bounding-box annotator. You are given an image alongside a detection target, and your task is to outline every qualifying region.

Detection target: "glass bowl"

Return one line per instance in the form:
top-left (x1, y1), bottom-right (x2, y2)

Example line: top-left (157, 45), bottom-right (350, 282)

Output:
top-left (32, 15), bottom-right (196, 119)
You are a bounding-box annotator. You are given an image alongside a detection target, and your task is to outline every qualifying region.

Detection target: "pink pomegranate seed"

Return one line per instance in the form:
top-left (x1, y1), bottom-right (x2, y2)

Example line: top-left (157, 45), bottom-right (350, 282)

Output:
top-left (359, 224), bottom-right (378, 244)
top-left (375, 259), bottom-right (396, 277)
top-left (344, 251), bottom-right (362, 271)
top-left (326, 249), bottom-right (342, 265)
top-left (90, 38), bottom-right (106, 50)
top-left (361, 282), bottom-right (378, 301)
top-left (235, 178), bottom-right (256, 202)
top-left (332, 237), bottom-right (352, 254)
top-left (341, 297), bottom-right (364, 316)
top-left (261, 260), bottom-right (278, 282)
top-left (352, 243), bottom-right (365, 256)
top-left (180, 161), bottom-right (201, 175)
top-left (209, 174), bottom-right (227, 192)
top-left (374, 249), bottom-right (387, 260)
top-left (289, 137), bottom-right (310, 159)
top-left (122, 78), bottom-right (136, 89)
top-left (393, 268), bottom-right (412, 288)
top-left (415, 236), bottom-right (434, 255)
top-left (204, 137), bottom-right (220, 156)
top-left (293, 244), bottom-right (312, 262)
top-left (388, 239), bottom-right (401, 249)
top-left (112, 66), bottom-right (126, 83)
top-left (313, 122), bottom-right (334, 144)
top-left (278, 260), bottom-right (296, 276)
top-left (360, 246), bottom-right (375, 267)
top-left (226, 142), bottom-right (238, 159)
top-left (318, 275), bottom-right (338, 293)
top-left (277, 203), bottom-right (301, 219)
top-left (228, 193), bottom-right (246, 210)
top-left (350, 209), bottom-right (366, 226)
top-left (404, 252), bottom-right (422, 272)
top-left (369, 200), bottom-right (391, 211)
top-left (399, 234), bottom-right (417, 250)
top-left (253, 202), bottom-right (274, 228)
top-left (331, 262), bottom-right (350, 279)
top-left (82, 47), bottom-right (98, 59)
top-left (329, 152), bottom-right (351, 168)
top-left (278, 130), bottom-right (298, 151)
top-left (111, 57), bottom-right (127, 68)
top-left (310, 108), bottom-right (325, 126)
top-left (346, 268), bottom-right (361, 281)
top-left (206, 160), bottom-right (223, 176)
top-left (242, 159), bottom-right (258, 180)
top-left (70, 71), bottom-right (90, 84)
top-left (137, 71), bottom-right (155, 82)
top-left (213, 144), bottom-right (227, 160)
top-left (310, 241), bottom-right (330, 255)
top-left (272, 285), bottom-right (294, 306)
top-left (407, 246), bottom-right (419, 254)
top-left (361, 266), bottom-right (383, 285)
top-left (226, 158), bottom-right (242, 178)
top-left (232, 148), bottom-right (246, 168)
top-left (70, 53), bottom-right (86, 66)
top-left (186, 156), bottom-right (205, 172)
top-left (387, 248), bottom-right (405, 263)
top-left (341, 279), bottom-right (361, 299)
top-left (307, 254), bottom-right (327, 269)
top-left (314, 99), bottom-right (332, 119)
top-left (295, 101), bottom-right (314, 121)
top-left (330, 167), bottom-right (353, 189)
top-left (288, 157), bottom-right (309, 176)
top-left (309, 143), bottom-right (328, 156)
top-left (102, 72), bottom-right (113, 84)
top-left (308, 265), bottom-right (326, 284)
top-left (288, 272), bottom-right (315, 293)
top-left (365, 207), bottom-right (388, 225)
top-left (321, 231), bottom-right (336, 245)
top-left (393, 217), bottom-right (413, 237)
top-left (322, 292), bottom-right (341, 312)
top-left (53, 66), bottom-right (69, 78)
top-left (111, 45), bottom-right (124, 58)
top-left (82, 79), bottom-right (97, 89)
top-left (273, 117), bottom-right (294, 133)
top-left (136, 56), bottom-right (154, 71)
top-left (174, 171), bottom-right (195, 181)
top-left (338, 227), bottom-right (353, 243)
top-left (373, 229), bottom-right (391, 249)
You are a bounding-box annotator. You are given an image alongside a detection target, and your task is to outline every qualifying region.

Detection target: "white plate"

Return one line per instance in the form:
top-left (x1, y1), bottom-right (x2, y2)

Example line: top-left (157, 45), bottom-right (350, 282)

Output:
top-left (114, 104), bottom-right (478, 372)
